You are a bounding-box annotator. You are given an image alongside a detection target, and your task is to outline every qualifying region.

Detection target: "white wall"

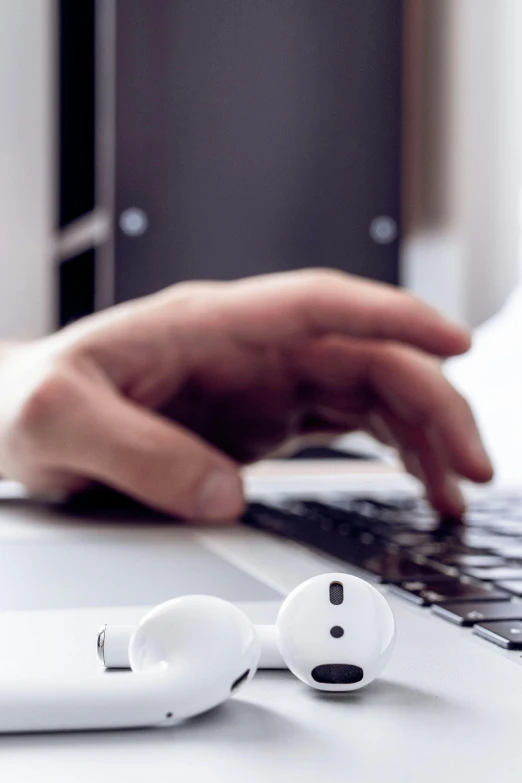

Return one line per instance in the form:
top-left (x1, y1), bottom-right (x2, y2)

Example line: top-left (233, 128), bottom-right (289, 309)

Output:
top-left (0, 0), bottom-right (54, 339)
top-left (403, 0), bottom-right (522, 327)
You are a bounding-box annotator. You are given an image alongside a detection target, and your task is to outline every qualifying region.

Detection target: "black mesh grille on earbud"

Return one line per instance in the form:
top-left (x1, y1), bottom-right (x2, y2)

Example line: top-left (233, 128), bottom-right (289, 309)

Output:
top-left (311, 664), bottom-right (364, 685)
top-left (329, 581), bottom-right (344, 605)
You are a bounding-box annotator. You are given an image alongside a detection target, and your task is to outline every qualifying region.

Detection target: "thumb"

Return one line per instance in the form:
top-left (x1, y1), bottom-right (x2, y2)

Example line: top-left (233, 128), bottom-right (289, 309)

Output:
top-left (59, 390), bottom-right (245, 523)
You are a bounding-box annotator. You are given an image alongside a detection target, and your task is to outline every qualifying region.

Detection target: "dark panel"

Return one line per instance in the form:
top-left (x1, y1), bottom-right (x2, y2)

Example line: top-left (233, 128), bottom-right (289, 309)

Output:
top-left (58, 249), bottom-right (96, 327)
top-left (58, 0), bottom-right (96, 227)
top-left (113, 0), bottom-right (402, 303)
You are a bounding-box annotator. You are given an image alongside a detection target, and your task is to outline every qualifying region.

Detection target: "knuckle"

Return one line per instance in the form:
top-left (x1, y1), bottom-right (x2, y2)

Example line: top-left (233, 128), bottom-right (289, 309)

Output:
top-left (165, 280), bottom-right (222, 300)
top-left (372, 342), bottom-right (417, 372)
top-left (394, 287), bottom-right (417, 305)
top-left (15, 368), bottom-right (78, 444)
top-left (454, 389), bottom-right (473, 415)
top-left (295, 269), bottom-right (348, 308)
top-left (382, 287), bottom-right (421, 318)
top-left (302, 267), bottom-right (346, 287)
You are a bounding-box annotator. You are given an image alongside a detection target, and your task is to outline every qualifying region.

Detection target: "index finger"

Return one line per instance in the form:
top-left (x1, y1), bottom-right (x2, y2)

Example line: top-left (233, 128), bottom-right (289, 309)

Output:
top-left (220, 270), bottom-right (471, 357)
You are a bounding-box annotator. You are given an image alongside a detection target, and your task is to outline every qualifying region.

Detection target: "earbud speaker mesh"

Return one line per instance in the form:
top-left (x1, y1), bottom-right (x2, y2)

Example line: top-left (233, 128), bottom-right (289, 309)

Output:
top-left (329, 582), bottom-right (344, 605)
top-left (311, 664), bottom-right (364, 685)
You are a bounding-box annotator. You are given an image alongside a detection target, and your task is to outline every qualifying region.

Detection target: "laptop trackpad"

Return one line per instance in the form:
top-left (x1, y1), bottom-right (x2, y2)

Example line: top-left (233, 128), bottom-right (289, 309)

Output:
top-left (0, 531), bottom-right (282, 611)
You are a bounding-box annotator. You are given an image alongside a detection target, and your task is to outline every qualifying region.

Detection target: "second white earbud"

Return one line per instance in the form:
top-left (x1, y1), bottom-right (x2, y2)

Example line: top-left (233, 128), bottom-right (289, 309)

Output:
top-left (277, 573), bottom-right (396, 691)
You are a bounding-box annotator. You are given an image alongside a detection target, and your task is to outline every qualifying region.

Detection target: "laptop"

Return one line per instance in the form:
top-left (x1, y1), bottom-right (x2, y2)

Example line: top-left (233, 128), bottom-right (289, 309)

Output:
top-left (0, 461), bottom-right (521, 782)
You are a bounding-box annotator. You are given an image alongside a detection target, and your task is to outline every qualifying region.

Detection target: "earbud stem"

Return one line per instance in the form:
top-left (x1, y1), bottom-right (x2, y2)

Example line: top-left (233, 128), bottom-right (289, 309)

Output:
top-left (256, 625), bottom-right (285, 668)
top-left (99, 624), bottom-right (286, 670)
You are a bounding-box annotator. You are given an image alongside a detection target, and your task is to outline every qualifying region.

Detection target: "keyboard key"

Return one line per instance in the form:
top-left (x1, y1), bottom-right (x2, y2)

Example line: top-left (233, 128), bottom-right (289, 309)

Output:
top-left (372, 493), bottom-right (420, 510)
top-left (436, 554), bottom-right (505, 569)
top-left (301, 501), bottom-right (355, 525)
top-left (487, 538), bottom-right (522, 556)
top-left (492, 544), bottom-right (522, 559)
top-left (462, 567), bottom-right (522, 582)
top-left (302, 502), bottom-right (365, 536)
top-left (412, 542), bottom-right (454, 557)
top-left (389, 579), bottom-right (508, 606)
top-left (467, 500), bottom-right (509, 513)
top-left (432, 600), bottom-right (522, 626)
top-left (455, 531), bottom-right (502, 549)
top-left (352, 499), bottom-right (389, 517)
top-left (503, 508), bottom-right (522, 520)
top-left (495, 580), bottom-right (522, 597)
top-left (396, 510), bottom-right (439, 528)
top-left (415, 542), bottom-right (492, 559)
top-left (376, 530), bottom-right (433, 547)
top-left (463, 512), bottom-right (497, 528)
top-left (243, 504), bottom-right (299, 538)
top-left (362, 553), bottom-right (450, 584)
top-left (487, 520), bottom-right (522, 536)
top-left (311, 537), bottom-right (382, 568)
top-left (473, 620), bottom-right (522, 650)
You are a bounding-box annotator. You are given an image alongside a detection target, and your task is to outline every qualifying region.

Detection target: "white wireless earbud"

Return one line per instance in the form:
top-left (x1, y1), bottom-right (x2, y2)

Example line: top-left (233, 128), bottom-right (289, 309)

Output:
top-left (0, 596), bottom-right (260, 733)
top-left (276, 573), bottom-right (396, 691)
top-left (99, 574), bottom-right (395, 692)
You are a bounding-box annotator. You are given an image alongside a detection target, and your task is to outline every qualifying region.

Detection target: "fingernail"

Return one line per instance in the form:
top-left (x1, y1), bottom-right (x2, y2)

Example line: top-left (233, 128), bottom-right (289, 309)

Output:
top-left (450, 320), bottom-right (471, 336)
top-left (472, 439), bottom-right (494, 480)
top-left (196, 469), bottom-right (244, 522)
top-left (443, 475), bottom-right (465, 515)
top-left (445, 324), bottom-right (472, 354)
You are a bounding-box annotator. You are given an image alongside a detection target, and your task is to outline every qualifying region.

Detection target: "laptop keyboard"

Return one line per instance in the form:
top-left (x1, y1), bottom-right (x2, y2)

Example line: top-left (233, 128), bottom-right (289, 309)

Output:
top-left (243, 491), bottom-right (522, 653)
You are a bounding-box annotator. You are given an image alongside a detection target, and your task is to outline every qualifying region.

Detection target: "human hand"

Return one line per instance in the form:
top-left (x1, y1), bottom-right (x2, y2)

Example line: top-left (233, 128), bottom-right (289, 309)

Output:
top-left (0, 270), bottom-right (492, 521)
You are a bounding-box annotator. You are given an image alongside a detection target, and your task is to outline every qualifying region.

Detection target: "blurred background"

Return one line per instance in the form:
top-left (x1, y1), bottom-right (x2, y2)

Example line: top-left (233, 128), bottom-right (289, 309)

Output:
top-left (1, 0), bottom-right (521, 340)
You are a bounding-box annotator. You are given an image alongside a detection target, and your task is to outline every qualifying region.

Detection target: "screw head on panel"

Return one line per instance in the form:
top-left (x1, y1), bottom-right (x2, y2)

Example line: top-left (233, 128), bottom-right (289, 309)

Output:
top-left (369, 216), bottom-right (398, 245)
top-left (119, 208), bottom-right (149, 237)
